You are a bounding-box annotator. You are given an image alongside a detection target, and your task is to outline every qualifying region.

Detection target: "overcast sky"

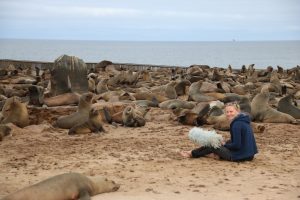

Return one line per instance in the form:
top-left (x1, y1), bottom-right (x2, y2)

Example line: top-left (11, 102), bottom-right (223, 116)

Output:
top-left (0, 0), bottom-right (299, 41)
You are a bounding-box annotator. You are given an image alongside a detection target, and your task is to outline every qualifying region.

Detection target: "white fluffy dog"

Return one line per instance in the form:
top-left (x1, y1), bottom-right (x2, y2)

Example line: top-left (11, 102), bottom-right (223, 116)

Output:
top-left (188, 127), bottom-right (223, 148)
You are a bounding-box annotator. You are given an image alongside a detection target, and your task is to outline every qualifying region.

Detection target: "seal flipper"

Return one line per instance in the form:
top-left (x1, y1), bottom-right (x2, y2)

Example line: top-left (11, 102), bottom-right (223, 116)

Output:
top-left (78, 189), bottom-right (91, 200)
top-left (103, 106), bottom-right (112, 123)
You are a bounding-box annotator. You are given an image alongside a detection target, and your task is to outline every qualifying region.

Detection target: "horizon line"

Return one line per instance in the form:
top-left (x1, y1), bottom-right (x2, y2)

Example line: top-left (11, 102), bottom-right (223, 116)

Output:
top-left (1, 37), bottom-right (300, 43)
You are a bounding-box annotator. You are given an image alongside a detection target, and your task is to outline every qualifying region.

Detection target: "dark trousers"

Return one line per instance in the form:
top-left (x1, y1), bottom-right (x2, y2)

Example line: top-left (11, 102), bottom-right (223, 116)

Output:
top-left (191, 146), bottom-right (232, 161)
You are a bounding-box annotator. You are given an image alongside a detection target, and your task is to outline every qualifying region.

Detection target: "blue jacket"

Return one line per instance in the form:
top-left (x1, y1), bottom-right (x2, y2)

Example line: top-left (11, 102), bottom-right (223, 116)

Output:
top-left (224, 113), bottom-right (258, 161)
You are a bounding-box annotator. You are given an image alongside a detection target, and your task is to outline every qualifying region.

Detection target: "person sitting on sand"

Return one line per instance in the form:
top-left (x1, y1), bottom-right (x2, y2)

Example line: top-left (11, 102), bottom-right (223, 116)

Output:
top-left (180, 102), bottom-right (258, 162)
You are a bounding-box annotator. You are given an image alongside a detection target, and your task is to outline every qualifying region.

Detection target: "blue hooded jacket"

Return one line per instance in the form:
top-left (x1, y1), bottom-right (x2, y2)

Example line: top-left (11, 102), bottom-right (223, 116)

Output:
top-left (224, 113), bottom-right (258, 161)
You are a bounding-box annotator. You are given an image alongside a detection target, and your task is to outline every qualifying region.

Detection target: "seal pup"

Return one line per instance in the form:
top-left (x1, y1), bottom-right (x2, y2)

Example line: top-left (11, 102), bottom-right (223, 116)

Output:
top-left (55, 92), bottom-right (94, 129)
top-left (277, 94), bottom-right (300, 119)
top-left (68, 108), bottom-right (107, 135)
top-left (2, 172), bottom-right (120, 200)
top-left (122, 105), bottom-right (147, 127)
top-left (0, 96), bottom-right (29, 128)
top-left (251, 92), bottom-right (297, 124)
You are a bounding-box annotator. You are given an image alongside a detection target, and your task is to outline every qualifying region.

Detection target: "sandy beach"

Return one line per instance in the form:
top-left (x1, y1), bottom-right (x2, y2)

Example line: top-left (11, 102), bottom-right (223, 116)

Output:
top-left (0, 107), bottom-right (299, 200)
top-left (0, 59), bottom-right (300, 200)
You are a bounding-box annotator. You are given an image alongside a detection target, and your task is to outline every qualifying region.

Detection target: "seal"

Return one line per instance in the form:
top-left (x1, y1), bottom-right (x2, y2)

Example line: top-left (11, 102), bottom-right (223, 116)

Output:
top-left (176, 103), bottom-right (211, 126)
top-left (174, 79), bottom-right (191, 96)
top-left (2, 172), bottom-right (120, 200)
top-left (28, 85), bottom-right (44, 106)
top-left (206, 106), bottom-right (230, 130)
top-left (260, 71), bottom-right (282, 95)
top-left (0, 124), bottom-right (12, 141)
top-left (88, 77), bottom-right (96, 93)
top-left (277, 94), bottom-right (300, 119)
top-left (133, 92), bottom-right (169, 103)
top-left (96, 78), bottom-right (109, 94)
top-left (151, 81), bottom-right (177, 99)
top-left (122, 105), bottom-right (147, 127)
top-left (0, 96), bottom-right (29, 128)
top-left (188, 80), bottom-right (217, 102)
top-left (55, 92), bottom-right (94, 129)
top-left (251, 92), bottom-right (297, 123)
top-left (159, 99), bottom-right (196, 110)
top-left (44, 92), bottom-right (80, 107)
top-left (68, 108), bottom-right (107, 135)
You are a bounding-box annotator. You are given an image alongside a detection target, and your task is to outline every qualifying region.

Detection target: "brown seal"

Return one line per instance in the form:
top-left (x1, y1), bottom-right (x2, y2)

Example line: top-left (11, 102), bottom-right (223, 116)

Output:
top-left (122, 105), bottom-right (147, 127)
top-left (88, 77), bottom-right (96, 93)
top-left (68, 108), bottom-right (107, 135)
top-left (97, 90), bottom-right (135, 102)
top-left (44, 92), bottom-right (80, 107)
top-left (2, 172), bottom-right (120, 200)
top-left (176, 103), bottom-right (211, 126)
top-left (174, 79), bottom-right (191, 96)
top-left (150, 81), bottom-right (177, 99)
top-left (0, 96), bottom-right (29, 128)
top-left (159, 99), bottom-right (196, 110)
top-left (277, 94), bottom-right (300, 119)
top-left (260, 71), bottom-right (282, 95)
top-left (188, 80), bottom-right (217, 102)
top-left (133, 92), bottom-right (169, 103)
top-left (28, 85), bottom-right (44, 106)
top-left (251, 92), bottom-right (297, 123)
top-left (96, 78), bottom-right (109, 94)
top-left (0, 124), bottom-right (12, 141)
top-left (55, 92), bottom-right (94, 129)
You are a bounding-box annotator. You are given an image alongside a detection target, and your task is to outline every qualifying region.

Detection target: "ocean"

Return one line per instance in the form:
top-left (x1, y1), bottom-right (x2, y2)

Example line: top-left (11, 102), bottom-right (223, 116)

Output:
top-left (0, 39), bottom-right (299, 69)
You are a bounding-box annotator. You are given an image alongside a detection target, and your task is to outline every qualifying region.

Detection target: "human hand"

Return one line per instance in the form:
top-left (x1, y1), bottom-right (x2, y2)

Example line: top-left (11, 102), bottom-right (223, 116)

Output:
top-left (180, 150), bottom-right (192, 158)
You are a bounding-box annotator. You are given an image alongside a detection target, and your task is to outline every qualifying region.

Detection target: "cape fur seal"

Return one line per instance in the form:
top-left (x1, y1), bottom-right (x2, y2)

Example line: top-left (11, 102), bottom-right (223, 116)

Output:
top-left (96, 78), bottom-right (109, 94)
top-left (150, 81), bottom-right (177, 99)
top-left (176, 103), bottom-right (211, 126)
top-left (122, 105), bottom-right (148, 127)
top-left (0, 124), bottom-right (12, 141)
top-left (159, 99), bottom-right (196, 110)
top-left (28, 85), bottom-right (44, 106)
top-left (277, 94), bottom-right (300, 119)
top-left (188, 81), bottom-right (216, 102)
top-left (44, 92), bottom-right (80, 107)
top-left (133, 92), bottom-right (169, 103)
top-left (251, 92), bottom-right (297, 124)
top-left (2, 172), bottom-right (120, 200)
top-left (55, 92), bottom-right (94, 129)
top-left (0, 96), bottom-right (29, 128)
top-left (68, 108), bottom-right (107, 135)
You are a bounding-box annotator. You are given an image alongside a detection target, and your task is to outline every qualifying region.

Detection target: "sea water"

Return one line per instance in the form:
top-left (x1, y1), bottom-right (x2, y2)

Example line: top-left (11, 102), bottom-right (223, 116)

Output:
top-left (0, 39), bottom-right (299, 69)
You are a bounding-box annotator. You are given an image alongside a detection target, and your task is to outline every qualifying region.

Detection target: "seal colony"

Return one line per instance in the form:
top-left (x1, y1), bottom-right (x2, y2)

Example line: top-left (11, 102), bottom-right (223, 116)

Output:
top-left (0, 56), bottom-right (299, 198)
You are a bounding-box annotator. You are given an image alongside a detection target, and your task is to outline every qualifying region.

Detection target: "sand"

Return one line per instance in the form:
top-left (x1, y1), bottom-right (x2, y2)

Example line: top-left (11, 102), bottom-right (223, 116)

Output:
top-left (0, 107), bottom-right (299, 200)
